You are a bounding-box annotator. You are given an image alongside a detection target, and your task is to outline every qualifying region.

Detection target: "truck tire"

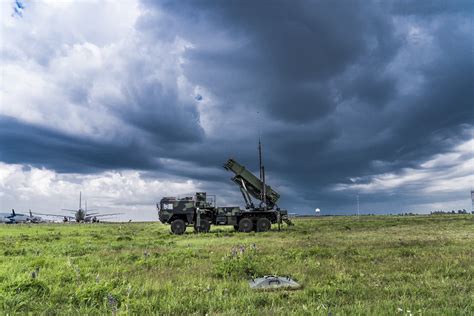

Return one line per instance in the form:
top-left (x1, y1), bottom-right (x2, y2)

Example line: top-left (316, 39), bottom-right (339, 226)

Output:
top-left (238, 218), bottom-right (253, 233)
top-left (171, 219), bottom-right (186, 235)
top-left (194, 218), bottom-right (210, 233)
top-left (256, 218), bottom-right (271, 232)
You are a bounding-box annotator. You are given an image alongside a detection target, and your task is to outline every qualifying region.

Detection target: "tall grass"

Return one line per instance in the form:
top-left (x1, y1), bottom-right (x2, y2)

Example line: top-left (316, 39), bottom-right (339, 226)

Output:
top-left (0, 215), bottom-right (472, 314)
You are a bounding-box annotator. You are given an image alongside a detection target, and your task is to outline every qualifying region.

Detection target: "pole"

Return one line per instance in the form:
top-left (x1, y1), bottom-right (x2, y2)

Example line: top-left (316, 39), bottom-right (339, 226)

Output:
top-left (259, 138), bottom-right (263, 182)
top-left (357, 194), bottom-right (360, 217)
top-left (262, 166), bottom-right (266, 209)
top-left (471, 190), bottom-right (474, 213)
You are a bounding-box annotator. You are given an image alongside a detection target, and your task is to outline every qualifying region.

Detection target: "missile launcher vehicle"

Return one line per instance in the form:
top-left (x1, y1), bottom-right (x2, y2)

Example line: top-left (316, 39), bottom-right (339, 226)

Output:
top-left (157, 144), bottom-right (293, 234)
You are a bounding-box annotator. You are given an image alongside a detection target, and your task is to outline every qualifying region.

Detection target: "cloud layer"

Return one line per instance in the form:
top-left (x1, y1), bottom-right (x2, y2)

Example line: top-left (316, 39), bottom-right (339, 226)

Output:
top-left (1, 0), bottom-right (472, 217)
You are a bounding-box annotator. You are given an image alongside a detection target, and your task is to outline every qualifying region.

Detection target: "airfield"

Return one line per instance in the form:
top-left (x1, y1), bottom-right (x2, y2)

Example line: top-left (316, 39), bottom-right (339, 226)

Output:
top-left (0, 215), bottom-right (472, 314)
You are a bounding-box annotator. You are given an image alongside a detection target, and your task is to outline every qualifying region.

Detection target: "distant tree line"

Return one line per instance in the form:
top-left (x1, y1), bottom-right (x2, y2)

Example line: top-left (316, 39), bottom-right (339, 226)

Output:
top-left (430, 209), bottom-right (472, 215)
top-left (394, 210), bottom-right (473, 216)
top-left (295, 210), bottom-right (473, 217)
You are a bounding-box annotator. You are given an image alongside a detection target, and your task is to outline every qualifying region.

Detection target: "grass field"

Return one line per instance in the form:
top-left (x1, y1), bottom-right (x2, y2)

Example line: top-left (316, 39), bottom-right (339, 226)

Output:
top-left (0, 215), bottom-right (473, 315)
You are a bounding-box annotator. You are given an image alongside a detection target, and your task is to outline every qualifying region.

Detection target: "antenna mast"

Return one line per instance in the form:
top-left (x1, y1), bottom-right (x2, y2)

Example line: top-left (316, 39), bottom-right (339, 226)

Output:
top-left (257, 110), bottom-right (267, 210)
top-left (259, 139), bottom-right (267, 209)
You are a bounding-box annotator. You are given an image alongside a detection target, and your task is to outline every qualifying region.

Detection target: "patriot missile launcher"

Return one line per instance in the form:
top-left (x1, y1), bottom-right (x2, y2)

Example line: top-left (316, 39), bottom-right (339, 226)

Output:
top-left (157, 144), bottom-right (293, 234)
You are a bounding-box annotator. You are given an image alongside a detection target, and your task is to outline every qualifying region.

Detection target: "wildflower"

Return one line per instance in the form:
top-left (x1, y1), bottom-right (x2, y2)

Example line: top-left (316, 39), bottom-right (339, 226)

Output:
top-left (107, 294), bottom-right (118, 313)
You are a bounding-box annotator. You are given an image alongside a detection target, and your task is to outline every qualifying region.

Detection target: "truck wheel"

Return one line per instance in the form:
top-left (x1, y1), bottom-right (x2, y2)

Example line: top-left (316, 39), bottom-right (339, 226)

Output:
top-left (238, 218), bottom-right (253, 233)
top-left (194, 218), bottom-right (210, 233)
top-left (256, 218), bottom-right (271, 232)
top-left (171, 219), bottom-right (186, 235)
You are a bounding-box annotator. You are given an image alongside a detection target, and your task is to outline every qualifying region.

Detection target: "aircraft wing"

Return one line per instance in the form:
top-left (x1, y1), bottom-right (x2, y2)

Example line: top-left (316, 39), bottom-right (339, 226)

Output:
top-left (91, 213), bottom-right (123, 218)
top-left (61, 209), bottom-right (78, 213)
top-left (34, 212), bottom-right (74, 219)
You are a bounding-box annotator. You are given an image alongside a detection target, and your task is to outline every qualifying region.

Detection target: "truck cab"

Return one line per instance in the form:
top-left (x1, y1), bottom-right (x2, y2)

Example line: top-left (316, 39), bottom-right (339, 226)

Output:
top-left (158, 192), bottom-right (222, 234)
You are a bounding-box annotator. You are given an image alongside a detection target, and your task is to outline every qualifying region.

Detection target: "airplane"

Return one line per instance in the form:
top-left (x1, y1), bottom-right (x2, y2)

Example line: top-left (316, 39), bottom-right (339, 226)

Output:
top-left (27, 210), bottom-right (44, 223)
top-left (0, 209), bottom-right (44, 224)
top-left (36, 192), bottom-right (122, 223)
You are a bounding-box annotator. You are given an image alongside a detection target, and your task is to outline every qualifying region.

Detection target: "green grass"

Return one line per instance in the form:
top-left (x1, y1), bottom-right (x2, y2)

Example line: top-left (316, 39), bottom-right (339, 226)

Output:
top-left (0, 215), bottom-right (473, 315)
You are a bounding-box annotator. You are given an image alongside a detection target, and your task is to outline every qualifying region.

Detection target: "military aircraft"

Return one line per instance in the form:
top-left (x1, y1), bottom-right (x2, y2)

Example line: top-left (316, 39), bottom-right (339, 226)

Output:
top-left (36, 192), bottom-right (122, 223)
top-left (27, 210), bottom-right (45, 223)
top-left (0, 209), bottom-right (44, 224)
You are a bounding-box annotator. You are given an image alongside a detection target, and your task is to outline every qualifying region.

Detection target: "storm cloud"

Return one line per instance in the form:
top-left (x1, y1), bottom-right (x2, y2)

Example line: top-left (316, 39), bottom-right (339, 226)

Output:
top-left (0, 0), bottom-right (472, 216)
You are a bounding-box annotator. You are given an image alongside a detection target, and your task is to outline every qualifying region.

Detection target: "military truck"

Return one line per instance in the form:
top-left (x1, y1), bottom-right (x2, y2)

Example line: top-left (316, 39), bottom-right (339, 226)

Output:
top-left (158, 153), bottom-right (293, 234)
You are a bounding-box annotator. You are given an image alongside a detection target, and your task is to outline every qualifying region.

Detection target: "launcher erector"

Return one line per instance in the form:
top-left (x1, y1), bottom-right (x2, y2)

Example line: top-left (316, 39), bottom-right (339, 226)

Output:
top-left (223, 159), bottom-right (280, 210)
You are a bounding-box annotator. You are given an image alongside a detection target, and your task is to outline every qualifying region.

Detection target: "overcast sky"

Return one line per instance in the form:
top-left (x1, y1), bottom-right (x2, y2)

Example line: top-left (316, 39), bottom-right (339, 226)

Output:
top-left (0, 0), bottom-right (473, 220)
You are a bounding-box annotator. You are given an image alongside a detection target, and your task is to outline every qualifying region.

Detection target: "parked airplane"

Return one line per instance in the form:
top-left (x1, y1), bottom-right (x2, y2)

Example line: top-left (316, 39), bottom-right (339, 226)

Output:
top-left (27, 210), bottom-right (44, 223)
top-left (0, 209), bottom-right (44, 224)
top-left (36, 192), bottom-right (122, 223)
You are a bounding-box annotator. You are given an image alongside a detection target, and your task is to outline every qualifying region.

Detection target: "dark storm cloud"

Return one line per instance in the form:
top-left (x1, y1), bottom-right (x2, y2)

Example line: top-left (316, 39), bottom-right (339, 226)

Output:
top-left (147, 0), bottom-right (473, 211)
top-left (119, 78), bottom-right (204, 144)
top-left (0, 116), bottom-right (159, 173)
top-left (391, 0), bottom-right (474, 16)
top-left (155, 0), bottom-right (401, 123)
